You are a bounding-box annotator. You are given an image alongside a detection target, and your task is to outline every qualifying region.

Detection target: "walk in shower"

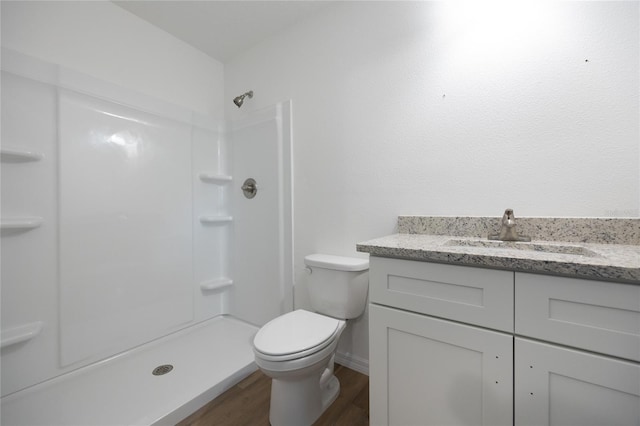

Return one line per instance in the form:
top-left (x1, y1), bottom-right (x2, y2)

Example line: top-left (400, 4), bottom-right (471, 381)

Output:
top-left (0, 49), bottom-right (292, 424)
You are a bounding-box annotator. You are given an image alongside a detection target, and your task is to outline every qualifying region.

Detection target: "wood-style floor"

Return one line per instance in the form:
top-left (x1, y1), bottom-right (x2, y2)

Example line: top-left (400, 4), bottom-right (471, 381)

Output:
top-left (177, 364), bottom-right (369, 426)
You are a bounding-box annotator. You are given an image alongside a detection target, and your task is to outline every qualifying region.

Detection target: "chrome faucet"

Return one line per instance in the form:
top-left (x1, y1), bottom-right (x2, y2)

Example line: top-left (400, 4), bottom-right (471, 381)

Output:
top-left (488, 209), bottom-right (531, 242)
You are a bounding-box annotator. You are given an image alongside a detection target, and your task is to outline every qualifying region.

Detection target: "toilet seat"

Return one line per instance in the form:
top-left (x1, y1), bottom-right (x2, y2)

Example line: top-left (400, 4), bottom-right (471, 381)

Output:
top-left (253, 310), bottom-right (344, 362)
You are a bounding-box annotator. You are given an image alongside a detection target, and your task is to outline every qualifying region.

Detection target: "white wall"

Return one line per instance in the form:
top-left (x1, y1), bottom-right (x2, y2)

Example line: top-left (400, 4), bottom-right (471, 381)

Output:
top-left (1, 1), bottom-right (224, 117)
top-left (224, 1), bottom-right (640, 367)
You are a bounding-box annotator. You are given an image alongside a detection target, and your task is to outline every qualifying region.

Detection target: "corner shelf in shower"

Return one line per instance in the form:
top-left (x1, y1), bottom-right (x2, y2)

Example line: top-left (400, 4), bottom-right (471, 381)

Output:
top-left (1, 321), bottom-right (44, 349)
top-left (1, 148), bottom-right (44, 163)
top-left (199, 215), bottom-right (233, 224)
top-left (1, 216), bottom-right (43, 230)
top-left (200, 277), bottom-right (234, 292)
top-left (199, 173), bottom-right (232, 184)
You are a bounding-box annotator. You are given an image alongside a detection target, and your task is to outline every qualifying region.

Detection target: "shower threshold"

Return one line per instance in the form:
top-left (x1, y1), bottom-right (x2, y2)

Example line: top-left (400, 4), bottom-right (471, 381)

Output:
top-left (1, 315), bottom-right (259, 425)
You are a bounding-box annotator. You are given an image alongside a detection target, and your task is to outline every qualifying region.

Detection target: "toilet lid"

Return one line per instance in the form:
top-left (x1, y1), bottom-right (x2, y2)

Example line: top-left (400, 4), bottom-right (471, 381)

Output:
top-left (253, 310), bottom-right (341, 356)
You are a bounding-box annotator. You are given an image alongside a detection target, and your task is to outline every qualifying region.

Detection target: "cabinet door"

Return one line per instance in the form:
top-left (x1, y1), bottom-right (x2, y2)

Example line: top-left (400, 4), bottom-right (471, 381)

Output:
top-left (515, 338), bottom-right (640, 426)
top-left (370, 304), bottom-right (513, 426)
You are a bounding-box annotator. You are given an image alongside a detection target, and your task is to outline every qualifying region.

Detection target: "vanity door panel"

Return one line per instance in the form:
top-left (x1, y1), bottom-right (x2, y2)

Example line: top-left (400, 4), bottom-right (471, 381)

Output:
top-left (370, 304), bottom-right (513, 426)
top-left (515, 338), bottom-right (640, 426)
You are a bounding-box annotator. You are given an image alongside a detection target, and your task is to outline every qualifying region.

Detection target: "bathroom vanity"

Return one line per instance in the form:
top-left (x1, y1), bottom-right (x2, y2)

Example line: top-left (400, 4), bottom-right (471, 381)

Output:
top-left (358, 216), bottom-right (640, 426)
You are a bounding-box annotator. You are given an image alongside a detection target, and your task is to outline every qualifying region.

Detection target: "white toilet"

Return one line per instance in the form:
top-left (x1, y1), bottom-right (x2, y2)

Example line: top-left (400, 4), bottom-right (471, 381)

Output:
top-left (252, 254), bottom-right (369, 426)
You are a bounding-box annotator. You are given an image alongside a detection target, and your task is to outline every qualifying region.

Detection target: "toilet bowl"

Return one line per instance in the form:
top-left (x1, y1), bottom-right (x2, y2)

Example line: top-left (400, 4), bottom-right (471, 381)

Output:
top-left (252, 254), bottom-right (369, 426)
top-left (254, 309), bottom-right (346, 426)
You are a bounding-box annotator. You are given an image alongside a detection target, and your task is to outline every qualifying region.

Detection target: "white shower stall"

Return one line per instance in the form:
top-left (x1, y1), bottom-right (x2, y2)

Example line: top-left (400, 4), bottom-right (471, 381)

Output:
top-left (0, 49), bottom-right (292, 424)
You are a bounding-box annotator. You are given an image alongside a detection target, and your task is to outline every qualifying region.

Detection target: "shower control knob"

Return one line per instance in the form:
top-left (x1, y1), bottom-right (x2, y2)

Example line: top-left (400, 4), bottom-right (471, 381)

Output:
top-left (241, 178), bottom-right (257, 199)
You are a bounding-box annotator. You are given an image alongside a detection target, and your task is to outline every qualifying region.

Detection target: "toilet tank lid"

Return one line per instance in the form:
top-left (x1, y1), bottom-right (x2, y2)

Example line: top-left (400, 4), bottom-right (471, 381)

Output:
top-left (304, 254), bottom-right (369, 271)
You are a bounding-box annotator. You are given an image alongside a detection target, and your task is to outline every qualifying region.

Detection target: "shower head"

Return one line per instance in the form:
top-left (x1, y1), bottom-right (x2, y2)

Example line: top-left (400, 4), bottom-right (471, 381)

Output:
top-left (233, 90), bottom-right (253, 108)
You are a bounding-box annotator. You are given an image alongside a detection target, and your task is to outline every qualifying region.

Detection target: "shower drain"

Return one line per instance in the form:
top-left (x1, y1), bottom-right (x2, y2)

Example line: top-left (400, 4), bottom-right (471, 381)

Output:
top-left (152, 364), bottom-right (174, 376)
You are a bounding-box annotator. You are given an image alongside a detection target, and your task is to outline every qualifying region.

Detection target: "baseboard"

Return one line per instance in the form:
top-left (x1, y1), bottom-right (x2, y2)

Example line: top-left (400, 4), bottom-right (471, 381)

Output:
top-left (335, 351), bottom-right (369, 376)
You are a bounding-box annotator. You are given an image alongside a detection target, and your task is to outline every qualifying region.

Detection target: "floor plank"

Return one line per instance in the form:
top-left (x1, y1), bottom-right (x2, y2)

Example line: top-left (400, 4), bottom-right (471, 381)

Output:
top-left (178, 364), bottom-right (369, 425)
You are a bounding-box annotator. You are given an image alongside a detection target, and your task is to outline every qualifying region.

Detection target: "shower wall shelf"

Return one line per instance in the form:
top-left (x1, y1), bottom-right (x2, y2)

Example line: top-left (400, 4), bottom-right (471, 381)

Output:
top-left (199, 173), bottom-right (232, 184)
top-left (1, 216), bottom-right (43, 230)
top-left (199, 216), bottom-right (233, 224)
top-left (1, 148), bottom-right (44, 162)
top-left (1, 321), bottom-right (44, 349)
top-left (200, 277), bottom-right (233, 292)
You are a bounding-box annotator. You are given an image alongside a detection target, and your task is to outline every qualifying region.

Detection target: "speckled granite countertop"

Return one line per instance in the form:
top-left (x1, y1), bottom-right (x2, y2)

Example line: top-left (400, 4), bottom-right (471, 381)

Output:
top-left (357, 216), bottom-right (640, 283)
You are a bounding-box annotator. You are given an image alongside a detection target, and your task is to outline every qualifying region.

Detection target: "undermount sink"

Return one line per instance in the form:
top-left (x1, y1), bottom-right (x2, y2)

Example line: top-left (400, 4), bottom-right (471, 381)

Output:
top-left (444, 239), bottom-right (599, 257)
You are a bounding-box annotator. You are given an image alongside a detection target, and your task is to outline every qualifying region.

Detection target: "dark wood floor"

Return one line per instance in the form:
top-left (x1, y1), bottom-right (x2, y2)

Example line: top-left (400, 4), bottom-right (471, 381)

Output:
top-left (177, 364), bottom-right (369, 426)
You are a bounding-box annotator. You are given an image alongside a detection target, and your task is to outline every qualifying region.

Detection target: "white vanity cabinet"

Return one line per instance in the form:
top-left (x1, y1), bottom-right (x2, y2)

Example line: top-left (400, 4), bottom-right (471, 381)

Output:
top-left (369, 256), bottom-right (640, 426)
top-left (369, 257), bottom-right (514, 426)
top-left (514, 273), bottom-right (640, 426)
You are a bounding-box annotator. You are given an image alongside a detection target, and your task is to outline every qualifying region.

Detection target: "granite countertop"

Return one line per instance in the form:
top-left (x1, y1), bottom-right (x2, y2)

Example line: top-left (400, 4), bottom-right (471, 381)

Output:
top-left (357, 216), bottom-right (640, 284)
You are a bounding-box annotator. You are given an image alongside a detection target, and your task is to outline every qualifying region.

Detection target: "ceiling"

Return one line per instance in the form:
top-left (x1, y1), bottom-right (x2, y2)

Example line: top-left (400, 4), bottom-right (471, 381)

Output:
top-left (113, 1), bottom-right (333, 63)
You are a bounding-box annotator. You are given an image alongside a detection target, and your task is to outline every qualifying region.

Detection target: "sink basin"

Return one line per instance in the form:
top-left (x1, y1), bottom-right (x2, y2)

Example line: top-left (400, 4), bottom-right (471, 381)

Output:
top-left (444, 239), bottom-right (599, 257)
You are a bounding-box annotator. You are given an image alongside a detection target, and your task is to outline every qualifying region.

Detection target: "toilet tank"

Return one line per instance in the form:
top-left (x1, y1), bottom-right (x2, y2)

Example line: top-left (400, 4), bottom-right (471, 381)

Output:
top-left (304, 254), bottom-right (369, 319)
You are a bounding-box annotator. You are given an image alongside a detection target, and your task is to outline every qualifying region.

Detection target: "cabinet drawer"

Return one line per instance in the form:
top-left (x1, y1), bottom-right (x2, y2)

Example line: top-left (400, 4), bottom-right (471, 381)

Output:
top-left (370, 257), bottom-right (514, 332)
top-left (515, 273), bottom-right (640, 362)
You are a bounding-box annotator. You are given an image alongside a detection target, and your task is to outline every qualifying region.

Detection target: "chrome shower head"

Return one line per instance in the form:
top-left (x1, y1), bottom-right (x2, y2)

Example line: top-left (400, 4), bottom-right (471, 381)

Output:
top-left (233, 90), bottom-right (253, 108)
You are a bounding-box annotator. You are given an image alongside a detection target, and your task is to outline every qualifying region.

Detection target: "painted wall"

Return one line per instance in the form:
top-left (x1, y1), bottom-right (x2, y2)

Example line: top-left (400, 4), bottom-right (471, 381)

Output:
top-left (1, 1), bottom-right (224, 117)
top-left (224, 1), bottom-right (640, 368)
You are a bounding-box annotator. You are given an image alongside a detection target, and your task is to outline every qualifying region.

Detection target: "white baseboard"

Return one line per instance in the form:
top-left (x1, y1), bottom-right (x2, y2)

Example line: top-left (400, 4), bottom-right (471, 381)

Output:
top-left (335, 351), bottom-right (369, 376)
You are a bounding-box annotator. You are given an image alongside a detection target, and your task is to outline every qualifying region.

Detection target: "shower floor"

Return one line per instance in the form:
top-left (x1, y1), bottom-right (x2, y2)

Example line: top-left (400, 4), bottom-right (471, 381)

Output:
top-left (1, 316), bottom-right (259, 425)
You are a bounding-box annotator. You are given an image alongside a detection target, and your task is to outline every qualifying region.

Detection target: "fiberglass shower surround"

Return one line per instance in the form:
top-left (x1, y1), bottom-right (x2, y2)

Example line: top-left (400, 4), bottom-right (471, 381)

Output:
top-left (0, 48), bottom-right (230, 393)
top-left (1, 48), bottom-right (293, 424)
